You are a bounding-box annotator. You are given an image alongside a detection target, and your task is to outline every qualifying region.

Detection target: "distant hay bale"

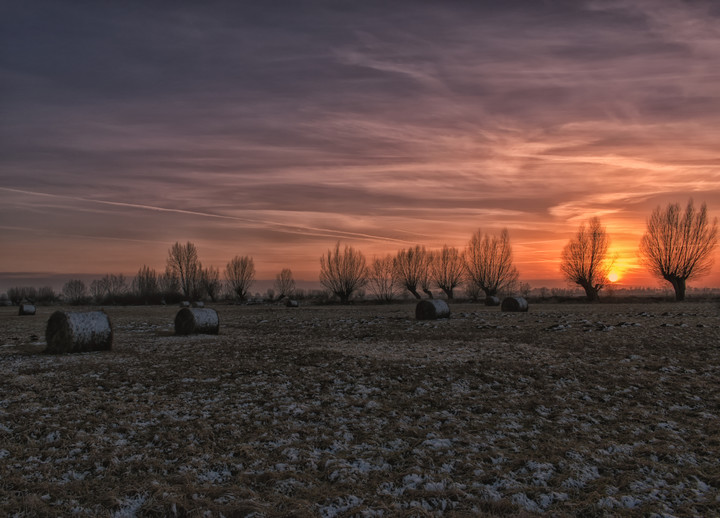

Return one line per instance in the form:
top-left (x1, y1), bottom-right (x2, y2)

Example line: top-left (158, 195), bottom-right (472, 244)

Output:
top-left (285, 299), bottom-right (299, 308)
top-left (175, 307), bottom-right (220, 335)
top-left (45, 310), bottom-right (113, 353)
top-left (485, 296), bottom-right (500, 306)
top-left (192, 301), bottom-right (205, 308)
top-left (179, 301), bottom-right (191, 308)
top-left (19, 304), bottom-right (36, 316)
top-left (416, 299), bottom-right (450, 320)
top-left (501, 297), bottom-right (529, 312)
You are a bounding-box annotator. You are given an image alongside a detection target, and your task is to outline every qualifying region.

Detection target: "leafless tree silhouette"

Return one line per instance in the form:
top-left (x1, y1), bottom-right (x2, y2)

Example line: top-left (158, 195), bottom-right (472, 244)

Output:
top-left (274, 268), bottom-right (296, 300)
top-left (166, 242), bottom-right (202, 299)
top-left (226, 256), bottom-right (255, 301)
top-left (394, 245), bottom-right (431, 299)
top-left (134, 265), bottom-right (159, 302)
top-left (431, 245), bottom-right (464, 299)
top-left (201, 266), bottom-right (222, 302)
top-left (464, 228), bottom-right (519, 298)
top-left (62, 279), bottom-right (87, 305)
top-left (639, 199), bottom-right (718, 301)
top-left (7, 286), bottom-right (37, 305)
top-left (319, 242), bottom-right (368, 303)
top-left (560, 217), bottom-right (612, 302)
top-left (368, 254), bottom-right (397, 302)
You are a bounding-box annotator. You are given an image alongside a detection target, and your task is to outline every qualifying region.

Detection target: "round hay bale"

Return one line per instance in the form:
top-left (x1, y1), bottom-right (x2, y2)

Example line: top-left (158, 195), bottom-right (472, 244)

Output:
top-left (19, 304), bottom-right (37, 316)
top-left (285, 299), bottom-right (299, 308)
top-left (175, 307), bottom-right (219, 335)
top-left (179, 301), bottom-right (191, 308)
top-left (45, 310), bottom-right (113, 353)
top-left (415, 299), bottom-right (450, 320)
top-left (192, 301), bottom-right (205, 308)
top-left (501, 296), bottom-right (529, 312)
top-left (484, 296), bottom-right (500, 306)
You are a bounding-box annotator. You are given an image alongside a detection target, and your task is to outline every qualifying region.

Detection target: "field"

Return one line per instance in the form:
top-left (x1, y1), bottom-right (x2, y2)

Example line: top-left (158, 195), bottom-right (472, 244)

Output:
top-left (1, 301), bottom-right (719, 517)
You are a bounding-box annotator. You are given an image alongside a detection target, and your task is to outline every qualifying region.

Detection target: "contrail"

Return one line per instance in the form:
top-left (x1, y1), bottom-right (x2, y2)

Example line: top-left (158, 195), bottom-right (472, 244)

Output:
top-left (0, 186), bottom-right (416, 245)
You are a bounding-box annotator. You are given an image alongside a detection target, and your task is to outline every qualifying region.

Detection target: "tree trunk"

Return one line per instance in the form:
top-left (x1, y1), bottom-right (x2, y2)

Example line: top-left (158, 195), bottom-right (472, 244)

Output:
top-left (442, 287), bottom-right (454, 300)
top-left (581, 283), bottom-right (599, 302)
top-left (667, 276), bottom-right (686, 301)
top-left (408, 287), bottom-right (421, 299)
top-left (483, 288), bottom-right (498, 298)
top-left (422, 288), bottom-right (433, 299)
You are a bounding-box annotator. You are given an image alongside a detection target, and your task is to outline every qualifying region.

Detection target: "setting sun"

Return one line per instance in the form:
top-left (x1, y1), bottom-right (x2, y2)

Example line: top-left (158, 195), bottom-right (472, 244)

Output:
top-left (608, 271), bottom-right (620, 283)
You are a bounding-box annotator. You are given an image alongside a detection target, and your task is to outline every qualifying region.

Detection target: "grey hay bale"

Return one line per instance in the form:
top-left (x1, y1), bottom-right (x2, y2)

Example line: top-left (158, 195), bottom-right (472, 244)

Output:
top-left (285, 299), bottom-right (299, 308)
top-left (179, 301), bottom-right (191, 308)
top-left (175, 307), bottom-right (220, 335)
top-left (501, 296), bottom-right (529, 312)
top-left (416, 299), bottom-right (450, 320)
top-left (485, 296), bottom-right (500, 306)
top-left (19, 304), bottom-right (36, 316)
top-left (45, 310), bottom-right (113, 353)
top-left (192, 301), bottom-right (205, 308)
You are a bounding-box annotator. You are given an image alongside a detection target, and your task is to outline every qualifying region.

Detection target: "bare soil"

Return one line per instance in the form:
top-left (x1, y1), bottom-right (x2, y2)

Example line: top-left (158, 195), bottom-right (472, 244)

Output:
top-left (1, 301), bottom-right (719, 516)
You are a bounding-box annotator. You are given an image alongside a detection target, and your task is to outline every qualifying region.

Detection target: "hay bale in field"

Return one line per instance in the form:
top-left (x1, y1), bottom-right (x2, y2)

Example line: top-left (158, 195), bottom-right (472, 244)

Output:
top-left (484, 296), bottom-right (500, 306)
top-left (416, 299), bottom-right (450, 320)
top-left (285, 299), bottom-right (299, 308)
top-left (175, 307), bottom-right (219, 335)
top-left (501, 296), bottom-right (528, 312)
top-left (45, 310), bottom-right (113, 353)
top-left (179, 301), bottom-right (191, 308)
top-left (192, 301), bottom-right (205, 308)
top-left (19, 304), bottom-right (36, 316)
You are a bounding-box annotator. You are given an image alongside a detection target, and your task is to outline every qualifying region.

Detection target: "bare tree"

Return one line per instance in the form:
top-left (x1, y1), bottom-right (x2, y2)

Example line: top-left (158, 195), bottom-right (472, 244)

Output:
top-left (639, 199), bottom-right (718, 301)
top-left (37, 286), bottom-right (57, 305)
top-left (226, 255), bottom-right (255, 301)
top-left (431, 245), bottom-right (464, 299)
top-left (319, 242), bottom-right (368, 303)
top-left (166, 241), bottom-right (202, 299)
top-left (106, 274), bottom-right (127, 301)
top-left (200, 266), bottom-right (222, 302)
top-left (90, 278), bottom-right (107, 303)
top-left (464, 228), bottom-right (519, 298)
top-left (560, 217), bottom-right (612, 302)
top-left (134, 265), bottom-right (160, 302)
top-left (273, 268), bottom-right (296, 300)
top-left (159, 271), bottom-right (181, 301)
top-left (518, 282), bottom-right (532, 298)
top-left (62, 279), bottom-right (87, 305)
top-left (7, 286), bottom-right (37, 305)
top-left (368, 254), bottom-right (397, 302)
top-left (394, 245), bottom-right (431, 299)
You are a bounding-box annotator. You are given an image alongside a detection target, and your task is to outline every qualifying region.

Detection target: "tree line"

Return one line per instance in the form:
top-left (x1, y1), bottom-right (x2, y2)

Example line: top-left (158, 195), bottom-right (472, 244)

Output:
top-left (2, 199), bottom-right (717, 306)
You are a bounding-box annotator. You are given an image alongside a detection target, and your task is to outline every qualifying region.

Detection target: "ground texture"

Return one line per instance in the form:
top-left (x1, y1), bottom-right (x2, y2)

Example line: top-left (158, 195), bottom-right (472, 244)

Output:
top-left (1, 301), bottom-right (719, 517)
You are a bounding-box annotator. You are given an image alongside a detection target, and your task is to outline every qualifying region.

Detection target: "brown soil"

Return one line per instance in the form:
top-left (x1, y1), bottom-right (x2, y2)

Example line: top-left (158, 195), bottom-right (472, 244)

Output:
top-left (1, 301), bottom-right (719, 516)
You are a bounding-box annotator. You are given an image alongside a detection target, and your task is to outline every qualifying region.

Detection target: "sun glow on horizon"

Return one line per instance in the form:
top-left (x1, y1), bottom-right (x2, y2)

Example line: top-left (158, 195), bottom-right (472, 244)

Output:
top-left (608, 271), bottom-right (620, 283)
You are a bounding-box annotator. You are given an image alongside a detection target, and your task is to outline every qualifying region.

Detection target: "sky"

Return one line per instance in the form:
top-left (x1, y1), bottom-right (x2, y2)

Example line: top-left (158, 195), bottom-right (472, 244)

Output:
top-left (1, 0), bottom-right (720, 290)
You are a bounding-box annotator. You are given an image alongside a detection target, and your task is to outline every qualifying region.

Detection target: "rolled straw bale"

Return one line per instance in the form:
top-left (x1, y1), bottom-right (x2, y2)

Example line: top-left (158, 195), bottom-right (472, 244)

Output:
top-left (45, 310), bottom-right (113, 353)
top-left (179, 301), bottom-right (191, 308)
top-left (19, 304), bottom-right (36, 316)
top-left (192, 301), bottom-right (205, 308)
top-left (175, 307), bottom-right (219, 335)
top-left (484, 296), bottom-right (500, 306)
top-left (415, 299), bottom-right (450, 320)
top-left (501, 296), bottom-right (529, 312)
top-left (285, 299), bottom-right (299, 308)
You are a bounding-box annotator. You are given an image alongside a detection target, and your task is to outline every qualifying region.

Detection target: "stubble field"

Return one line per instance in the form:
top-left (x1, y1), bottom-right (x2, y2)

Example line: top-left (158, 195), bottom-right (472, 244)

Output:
top-left (1, 301), bottom-right (719, 517)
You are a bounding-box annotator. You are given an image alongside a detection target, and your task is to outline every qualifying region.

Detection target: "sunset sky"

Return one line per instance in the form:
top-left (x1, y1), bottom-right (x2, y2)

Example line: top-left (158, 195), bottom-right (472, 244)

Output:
top-left (1, 0), bottom-right (719, 290)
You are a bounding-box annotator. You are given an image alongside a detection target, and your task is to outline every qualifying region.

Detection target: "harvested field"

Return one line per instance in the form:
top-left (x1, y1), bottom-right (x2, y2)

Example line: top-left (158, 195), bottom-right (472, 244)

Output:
top-left (1, 301), bottom-right (719, 516)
